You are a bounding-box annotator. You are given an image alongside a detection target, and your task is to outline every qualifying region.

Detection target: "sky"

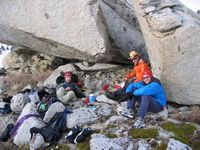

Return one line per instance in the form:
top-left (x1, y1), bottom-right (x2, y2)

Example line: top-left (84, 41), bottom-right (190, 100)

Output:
top-left (179, 0), bottom-right (200, 12)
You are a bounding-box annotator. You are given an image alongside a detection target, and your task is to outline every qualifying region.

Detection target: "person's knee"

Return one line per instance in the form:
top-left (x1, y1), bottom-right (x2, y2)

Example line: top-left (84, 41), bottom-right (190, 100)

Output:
top-left (68, 91), bottom-right (75, 96)
top-left (56, 87), bottom-right (65, 98)
top-left (141, 95), bottom-right (151, 100)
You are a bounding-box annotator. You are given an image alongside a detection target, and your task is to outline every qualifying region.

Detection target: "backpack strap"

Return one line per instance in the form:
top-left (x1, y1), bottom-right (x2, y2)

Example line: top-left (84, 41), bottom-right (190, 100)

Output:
top-left (10, 114), bottom-right (39, 138)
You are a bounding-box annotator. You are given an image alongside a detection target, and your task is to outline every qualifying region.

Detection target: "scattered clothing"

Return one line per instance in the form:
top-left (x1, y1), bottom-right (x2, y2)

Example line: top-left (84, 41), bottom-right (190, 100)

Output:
top-left (0, 103), bottom-right (12, 115)
top-left (30, 109), bottom-right (71, 145)
top-left (65, 125), bottom-right (82, 143)
top-left (0, 124), bottom-right (14, 142)
top-left (74, 127), bottom-right (91, 143)
top-left (2, 96), bottom-right (13, 103)
top-left (65, 125), bottom-right (92, 144)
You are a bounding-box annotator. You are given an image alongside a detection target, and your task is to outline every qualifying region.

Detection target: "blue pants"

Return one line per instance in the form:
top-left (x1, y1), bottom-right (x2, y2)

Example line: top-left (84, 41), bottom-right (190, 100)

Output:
top-left (128, 95), bottom-right (163, 119)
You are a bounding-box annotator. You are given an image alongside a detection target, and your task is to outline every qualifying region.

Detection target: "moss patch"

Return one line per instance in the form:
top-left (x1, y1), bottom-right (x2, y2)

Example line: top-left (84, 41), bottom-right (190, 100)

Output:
top-left (162, 121), bottom-right (197, 147)
top-left (76, 142), bottom-right (90, 150)
top-left (76, 134), bottom-right (91, 150)
top-left (129, 128), bottom-right (158, 139)
top-left (155, 142), bottom-right (167, 150)
top-left (105, 133), bottom-right (118, 138)
top-left (106, 124), bottom-right (118, 129)
top-left (18, 145), bottom-right (29, 150)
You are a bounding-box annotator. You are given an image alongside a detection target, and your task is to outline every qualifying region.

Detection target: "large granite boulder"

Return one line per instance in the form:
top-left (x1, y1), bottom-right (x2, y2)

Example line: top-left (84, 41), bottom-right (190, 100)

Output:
top-left (132, 0), bottom-right (200, 105)
top-left (0, 0), bottom-right (147, 63)
top-left (43, 63), bottom-right (120, 87)
top-left (67, 108), bottom-right (98, 128)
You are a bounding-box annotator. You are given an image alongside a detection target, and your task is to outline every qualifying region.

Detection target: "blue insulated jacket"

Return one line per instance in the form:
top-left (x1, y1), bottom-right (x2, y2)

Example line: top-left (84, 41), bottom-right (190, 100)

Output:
top-left (126, 78), bottom-right (167, 106)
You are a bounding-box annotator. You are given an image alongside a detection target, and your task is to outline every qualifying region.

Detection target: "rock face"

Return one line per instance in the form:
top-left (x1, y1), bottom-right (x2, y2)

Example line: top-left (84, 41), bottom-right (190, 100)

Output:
top-left (0, 0), bottom-right (147, 63)
top-left (132, 0), bottom-right (200, 105)
top-left (2, 49), bottom-right (67, 73)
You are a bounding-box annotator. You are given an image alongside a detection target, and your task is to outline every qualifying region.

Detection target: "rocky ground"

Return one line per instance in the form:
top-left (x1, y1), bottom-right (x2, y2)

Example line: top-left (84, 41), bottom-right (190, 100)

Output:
top-left (0, 63), bottom-right (200, 150)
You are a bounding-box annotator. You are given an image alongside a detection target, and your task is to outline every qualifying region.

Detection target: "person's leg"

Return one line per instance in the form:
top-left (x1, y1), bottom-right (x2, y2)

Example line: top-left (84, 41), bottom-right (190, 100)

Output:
top-left (133, 96), bottom-right (162, 128)
top-left (138, 96), bottom-right (162, 119)
top-left (61, 91), bottom-right (76, 104)
top-left (56, 87), bottom-right (65, 100)
top-left (127, 96), bottom-right (137, 110)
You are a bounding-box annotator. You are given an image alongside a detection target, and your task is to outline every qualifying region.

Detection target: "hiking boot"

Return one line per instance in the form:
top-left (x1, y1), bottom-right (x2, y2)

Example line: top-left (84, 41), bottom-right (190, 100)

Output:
top-left (118, 108), bottom-right (135, 119)
top-left (65, 125), bottom-right (82, 143)
top-left (132, 117), bottom-right (145, 128)
top-left (74, 127), bottom-right (92, 144)
top-left (119, 111), bottom-right (133, 119)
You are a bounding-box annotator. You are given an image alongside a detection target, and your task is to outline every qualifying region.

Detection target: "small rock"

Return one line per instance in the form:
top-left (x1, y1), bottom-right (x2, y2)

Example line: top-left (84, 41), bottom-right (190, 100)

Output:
top-left (144, 6), bottom-right (156, 14)
top-left (178, 106), bottom-right (189, 112)
top-left (43, 102), bottom-right (66, 123)
top-left (90, 134), bottom-right (132, 150)
top-left (167, 105), bottom-right (175, 113)
top-left (95, 103), bottom-right (113, 117)
top-left (167, 138), bottom-right (192, 150)
top-left (0, 67), bottom-right (6, 76)
top-left (159, 129), bottom-right (173, 139)
top-left (0, 80), bottom-right (7, 94)
top-left (105, 115), bottom-right (127, 126)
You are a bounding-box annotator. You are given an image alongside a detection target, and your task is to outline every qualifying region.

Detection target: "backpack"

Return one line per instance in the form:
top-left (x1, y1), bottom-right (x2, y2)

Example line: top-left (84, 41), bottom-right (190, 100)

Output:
top-left (37, 94), bottom-right (58, 114)
top-left (30, 109), bottom-right (72, 145)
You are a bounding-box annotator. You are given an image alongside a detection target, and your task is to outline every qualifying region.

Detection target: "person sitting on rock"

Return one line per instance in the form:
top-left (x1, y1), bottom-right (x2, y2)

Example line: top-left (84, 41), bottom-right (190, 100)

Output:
top-left (125, 69), bottom-right (167, 128)
top-left (106, 50), bottom-right (151, 103)
top-left (124, 50), bottom-right (150, 82)
top-left (56, 72), bottom-right (85, 105)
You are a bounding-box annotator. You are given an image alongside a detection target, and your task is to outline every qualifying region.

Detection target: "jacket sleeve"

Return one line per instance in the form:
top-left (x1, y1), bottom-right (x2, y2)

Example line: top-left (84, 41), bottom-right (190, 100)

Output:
top-left (73, 84), bottom-right (86, 98)
top-left (125, 68), bottom-right (135, 79)
top-left (134, 82), bottom-right (162, 96)
top-left (126, 82), bottom-right (143, 93)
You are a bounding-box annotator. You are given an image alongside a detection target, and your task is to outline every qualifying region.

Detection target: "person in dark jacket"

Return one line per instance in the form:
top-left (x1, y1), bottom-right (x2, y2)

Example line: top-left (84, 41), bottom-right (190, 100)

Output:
top-left (126, 70), bottom-right (167, 128)
top-left (56, 72), bottom-right (85, 105)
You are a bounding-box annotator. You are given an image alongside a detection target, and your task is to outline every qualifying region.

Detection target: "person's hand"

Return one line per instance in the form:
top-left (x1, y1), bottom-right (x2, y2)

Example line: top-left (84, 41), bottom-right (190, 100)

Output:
top-left (123, 78), bottom-right (128, 82)
top-left (126, 92), bottom-right (133, 99)
top-left (65, 87), bottom-right (71, 91)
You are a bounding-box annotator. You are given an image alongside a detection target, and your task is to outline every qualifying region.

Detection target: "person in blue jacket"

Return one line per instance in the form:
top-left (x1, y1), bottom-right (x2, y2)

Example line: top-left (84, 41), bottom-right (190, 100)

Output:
top-left (126, 69), bottom-right (167, 128)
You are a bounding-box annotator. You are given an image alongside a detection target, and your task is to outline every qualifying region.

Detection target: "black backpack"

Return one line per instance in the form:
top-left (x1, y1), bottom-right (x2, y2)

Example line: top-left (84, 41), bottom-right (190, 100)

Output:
top-left (30, 109), bottom-right (72, 145)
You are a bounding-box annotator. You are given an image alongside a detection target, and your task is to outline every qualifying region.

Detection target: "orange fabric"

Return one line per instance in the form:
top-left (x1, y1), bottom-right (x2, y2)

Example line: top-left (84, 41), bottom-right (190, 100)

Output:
top-left (125, 60), bottom-right (151, 82)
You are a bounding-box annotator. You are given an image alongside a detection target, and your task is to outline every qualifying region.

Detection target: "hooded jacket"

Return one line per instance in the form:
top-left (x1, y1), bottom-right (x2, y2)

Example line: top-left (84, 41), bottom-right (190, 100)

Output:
top-left (126, 59), bottom-right (150, 82)
top-left (126, 78), bottom-right (167, 107)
